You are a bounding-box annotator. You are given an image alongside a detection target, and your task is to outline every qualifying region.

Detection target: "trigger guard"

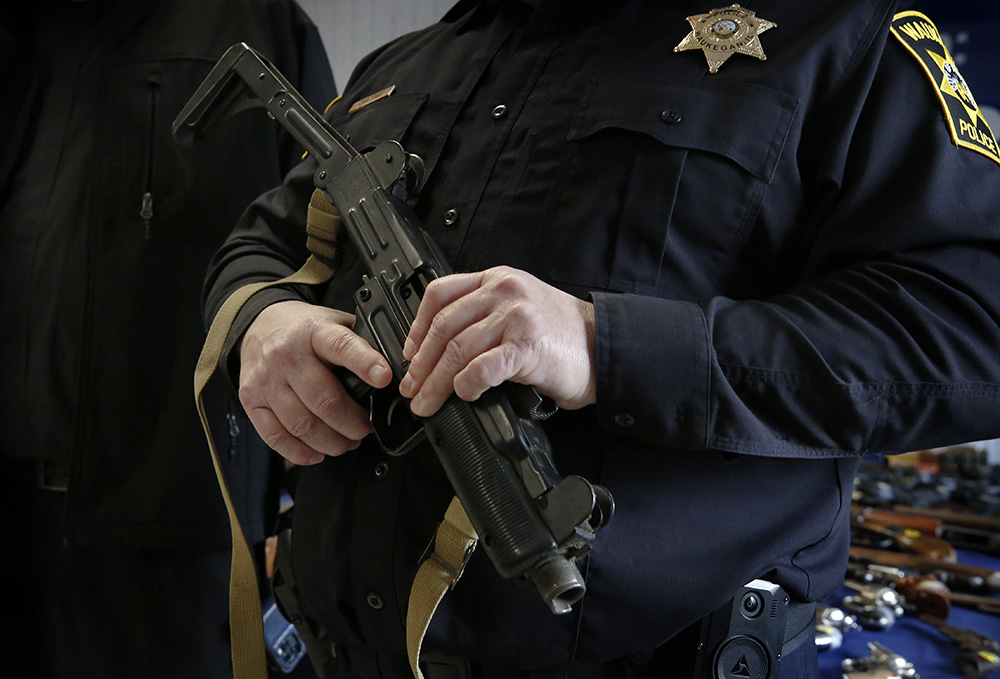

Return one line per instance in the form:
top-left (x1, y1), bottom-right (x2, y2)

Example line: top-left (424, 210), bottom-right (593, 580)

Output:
top-left (370, 388), bottom-right (425, 455)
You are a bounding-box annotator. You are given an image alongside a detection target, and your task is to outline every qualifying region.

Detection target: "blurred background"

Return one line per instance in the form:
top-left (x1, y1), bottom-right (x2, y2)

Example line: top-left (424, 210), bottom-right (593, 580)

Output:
top-left (297, 0), bottom-right (453, 90)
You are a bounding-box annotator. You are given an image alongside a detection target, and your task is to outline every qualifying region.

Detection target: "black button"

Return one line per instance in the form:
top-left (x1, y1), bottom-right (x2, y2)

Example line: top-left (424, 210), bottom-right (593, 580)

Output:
top-left (492, 104), bottom-right (508, 119)
top-left (366, 592), bottom-right (384, 610)
top-left (614, 412), bottom-right (636, 428)
top-left (660, 109), bottom-right (682, 124)
top-left (542, 21), bottom-right (559, 34)
top-left (374, 462), bottom-right (390, 479)
top-left (443, 208), bottom-right (459, 226)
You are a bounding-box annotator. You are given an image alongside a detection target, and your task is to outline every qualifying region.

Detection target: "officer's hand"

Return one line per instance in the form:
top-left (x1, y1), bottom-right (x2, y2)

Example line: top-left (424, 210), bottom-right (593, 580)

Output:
top-left (239, 300), bottom-right (392, 465)
top-left (399, 266), bottom-right (596, 417)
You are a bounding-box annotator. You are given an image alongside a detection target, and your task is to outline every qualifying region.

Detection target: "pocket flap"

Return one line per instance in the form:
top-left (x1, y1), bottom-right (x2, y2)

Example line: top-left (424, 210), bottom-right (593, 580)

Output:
top-left (569, 77), bottom-right (798, 183)
top-left (330, 91), bottom-right (429, 152)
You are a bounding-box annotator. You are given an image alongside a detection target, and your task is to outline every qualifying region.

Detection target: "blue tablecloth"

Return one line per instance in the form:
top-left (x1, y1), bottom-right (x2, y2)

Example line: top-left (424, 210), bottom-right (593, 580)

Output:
top-left (817, 550), bottom-right (1000, 678)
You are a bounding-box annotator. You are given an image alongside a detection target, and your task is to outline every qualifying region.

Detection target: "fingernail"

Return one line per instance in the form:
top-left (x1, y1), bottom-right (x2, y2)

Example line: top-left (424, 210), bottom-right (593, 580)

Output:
top-left (403, 337), bottom-right (416, 360)
top-left (308, 453), bottom-right (326, 465)
top-left (399, 373), bottom-right (413, 396)
top-left (410, 394), bottom-right (427, 417)
top-left (370, 364), bottom-right (390, 384)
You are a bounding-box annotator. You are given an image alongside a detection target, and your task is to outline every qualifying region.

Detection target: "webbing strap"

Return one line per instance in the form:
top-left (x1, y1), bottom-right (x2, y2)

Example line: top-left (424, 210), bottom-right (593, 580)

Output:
top-left (193, 189), bottom-right (340, 679)
top-left (406, 497), bottom-right (479, 679)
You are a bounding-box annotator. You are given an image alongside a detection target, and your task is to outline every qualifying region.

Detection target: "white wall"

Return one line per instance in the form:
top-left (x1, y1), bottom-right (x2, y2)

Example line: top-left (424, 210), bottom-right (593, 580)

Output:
top-left (298, 0), bottom-right (458, 90)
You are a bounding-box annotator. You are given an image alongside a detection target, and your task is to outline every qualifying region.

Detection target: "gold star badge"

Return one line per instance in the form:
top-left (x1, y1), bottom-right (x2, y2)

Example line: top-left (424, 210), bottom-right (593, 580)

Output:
top-left (674, 4), bottom-right (777, 74)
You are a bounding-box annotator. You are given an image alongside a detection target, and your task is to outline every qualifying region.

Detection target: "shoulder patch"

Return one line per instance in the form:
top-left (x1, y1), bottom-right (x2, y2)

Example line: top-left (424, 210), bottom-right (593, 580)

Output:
top-left (890, 11), bottom-right (1000, 166)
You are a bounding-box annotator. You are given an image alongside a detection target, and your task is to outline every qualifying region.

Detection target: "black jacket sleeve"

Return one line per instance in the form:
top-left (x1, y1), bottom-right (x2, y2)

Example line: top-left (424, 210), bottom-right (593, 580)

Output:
top-left (592, 18), bottom-right (1000, 458)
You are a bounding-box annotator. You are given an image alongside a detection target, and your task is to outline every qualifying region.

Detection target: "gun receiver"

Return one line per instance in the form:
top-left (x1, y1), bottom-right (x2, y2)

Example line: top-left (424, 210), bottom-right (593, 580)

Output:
top-left (174, 43), bottom-right (614, 614)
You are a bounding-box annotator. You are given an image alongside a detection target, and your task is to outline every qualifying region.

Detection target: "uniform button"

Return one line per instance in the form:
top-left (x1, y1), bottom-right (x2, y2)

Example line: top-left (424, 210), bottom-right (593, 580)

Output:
top-left (443, 208), bottom-right (459, 226)
top-left (660, 109), bottom-right (682, 124)
top-left (492, 104), bottom-right (508, 119)
top-left (366, 592), bottom-right (384, 610)
top-left (374, 461), bottom-right (390, 479)
top-left (614, 412), bottom-right (636, 428)
top-left (542, 21), bottom-right (559, 34)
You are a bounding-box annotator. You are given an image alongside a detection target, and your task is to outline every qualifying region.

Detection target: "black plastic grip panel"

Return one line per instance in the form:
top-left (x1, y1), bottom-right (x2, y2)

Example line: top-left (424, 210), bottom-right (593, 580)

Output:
top-left (423, 393), bottom-right (559, 580)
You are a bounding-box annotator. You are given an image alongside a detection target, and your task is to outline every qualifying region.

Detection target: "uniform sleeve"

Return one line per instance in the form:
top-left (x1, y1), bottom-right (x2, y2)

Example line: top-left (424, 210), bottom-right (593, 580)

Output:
top-left (202, 155), bottom-right (322, 391)
top-left (591, 21), bottom-right (1000, 458)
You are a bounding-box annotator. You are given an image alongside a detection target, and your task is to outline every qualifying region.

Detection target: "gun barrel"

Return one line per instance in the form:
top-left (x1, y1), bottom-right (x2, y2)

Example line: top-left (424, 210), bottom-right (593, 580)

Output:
top-left (849, 546), bottom-right (1000, 592)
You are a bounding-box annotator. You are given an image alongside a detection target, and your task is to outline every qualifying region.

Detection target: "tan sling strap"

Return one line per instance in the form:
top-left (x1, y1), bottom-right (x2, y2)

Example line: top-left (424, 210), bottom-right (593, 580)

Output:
top-left (193, 189), bottom-right (340, 679)
top-left (406, 497), bottom-right (479, 679)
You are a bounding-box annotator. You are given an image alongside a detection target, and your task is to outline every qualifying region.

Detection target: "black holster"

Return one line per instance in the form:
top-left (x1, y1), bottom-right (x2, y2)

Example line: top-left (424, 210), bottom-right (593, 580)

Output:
top-left (272, 528), bottom-right (345, 678)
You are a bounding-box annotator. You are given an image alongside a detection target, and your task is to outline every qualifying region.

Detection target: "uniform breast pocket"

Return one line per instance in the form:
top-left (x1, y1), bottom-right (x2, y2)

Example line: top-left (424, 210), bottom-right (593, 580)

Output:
top-left (537, 77), bottom-right (798, 296)
top-left (329, 91), bottom-right (430, 155)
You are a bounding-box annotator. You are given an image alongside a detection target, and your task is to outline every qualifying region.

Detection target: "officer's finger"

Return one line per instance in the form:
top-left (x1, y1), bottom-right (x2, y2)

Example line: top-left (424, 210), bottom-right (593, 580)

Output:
top-left (264, 381), bottom-right (365, 457)
top-left (407, 316), bottom-right (504, 417)
top-left (243, 403), bottom-right (327, 466)
top-left (454, 343), bottom-right (530, 404)
top-left (400, 289), bottom-right (493, 399)
top-left (286, 359), bottom-right (373, 441)
top-left (404, 271), bottom-right (485, 361)
top-left (309, 321), bottom-right (392, 389)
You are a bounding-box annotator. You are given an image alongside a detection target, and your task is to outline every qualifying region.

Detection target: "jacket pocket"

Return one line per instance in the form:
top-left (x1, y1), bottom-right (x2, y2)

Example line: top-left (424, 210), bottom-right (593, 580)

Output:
top-left (537, 77), bottom-right (798, 295)
top-left (107, 57), bottom-right (287, 245)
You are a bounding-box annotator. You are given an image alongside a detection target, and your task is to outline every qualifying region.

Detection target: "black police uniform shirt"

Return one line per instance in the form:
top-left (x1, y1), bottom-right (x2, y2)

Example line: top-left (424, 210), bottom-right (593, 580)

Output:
top-left (205, 0), bottom-right (1000, 670)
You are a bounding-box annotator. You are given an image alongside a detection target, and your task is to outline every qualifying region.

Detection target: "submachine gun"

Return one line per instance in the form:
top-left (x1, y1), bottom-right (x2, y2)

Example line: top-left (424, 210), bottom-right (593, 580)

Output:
top-left (174, 43), bottom-right (614, 614)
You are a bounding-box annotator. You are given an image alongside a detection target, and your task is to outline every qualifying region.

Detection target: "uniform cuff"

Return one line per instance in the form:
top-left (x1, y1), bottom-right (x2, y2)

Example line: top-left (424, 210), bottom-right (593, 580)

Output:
top-left (591, 292), bottom-right (710, 449)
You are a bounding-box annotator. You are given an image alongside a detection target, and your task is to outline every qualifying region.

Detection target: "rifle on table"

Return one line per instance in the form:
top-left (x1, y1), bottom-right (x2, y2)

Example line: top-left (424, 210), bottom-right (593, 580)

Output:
top-left (174, 43), bottom-right (614, 614)
top-left (890, 505), bottom-right (1000, 555)
top-left (851, 508), bottom-right (957, 562)
top-left (851, 504), bottom-right (944, 537)
top-left (849, 546), bottom-right (1000, 593)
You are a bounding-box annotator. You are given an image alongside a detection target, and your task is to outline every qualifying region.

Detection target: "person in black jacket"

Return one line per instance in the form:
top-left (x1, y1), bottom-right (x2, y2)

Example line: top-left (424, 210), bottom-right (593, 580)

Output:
top-left (202, 1), bottom-right (1000, 679)
top-left (0, 1), bottom-right (335, 677)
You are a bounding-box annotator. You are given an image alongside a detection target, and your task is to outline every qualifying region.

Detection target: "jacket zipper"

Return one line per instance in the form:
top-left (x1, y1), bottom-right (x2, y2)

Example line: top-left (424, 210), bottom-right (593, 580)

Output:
top-left (227, 412), bottom-right (240, 460)
top-left (140, 77), bottom-right (159, 239)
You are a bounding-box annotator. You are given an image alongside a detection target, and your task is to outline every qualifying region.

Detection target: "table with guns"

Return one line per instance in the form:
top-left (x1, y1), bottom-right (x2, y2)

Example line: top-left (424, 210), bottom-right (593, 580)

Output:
top-left (817, 446), bottom-right (1000, 679)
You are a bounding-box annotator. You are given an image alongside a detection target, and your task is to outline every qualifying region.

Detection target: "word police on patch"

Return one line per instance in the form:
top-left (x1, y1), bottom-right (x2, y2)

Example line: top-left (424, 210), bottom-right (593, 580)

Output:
top-left (890, 11), bottom-right (1000, 166)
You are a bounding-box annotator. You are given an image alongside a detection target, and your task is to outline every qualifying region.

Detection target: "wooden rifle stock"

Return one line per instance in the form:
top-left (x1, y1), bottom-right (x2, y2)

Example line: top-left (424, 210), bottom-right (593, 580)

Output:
top-left (849, 546), bottom-right (1000, 592)
top-left (851, 508), bottom-right (956, 562)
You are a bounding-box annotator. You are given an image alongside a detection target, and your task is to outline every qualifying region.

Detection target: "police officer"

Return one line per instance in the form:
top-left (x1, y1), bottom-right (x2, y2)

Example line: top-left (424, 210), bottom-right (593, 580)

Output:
top-left (205, 1), bottom-right (1000, 678)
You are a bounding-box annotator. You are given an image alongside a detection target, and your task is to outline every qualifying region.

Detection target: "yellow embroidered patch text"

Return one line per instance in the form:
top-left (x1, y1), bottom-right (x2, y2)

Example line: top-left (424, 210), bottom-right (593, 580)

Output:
top-left (890, 11), bottom-right (1000, 166)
